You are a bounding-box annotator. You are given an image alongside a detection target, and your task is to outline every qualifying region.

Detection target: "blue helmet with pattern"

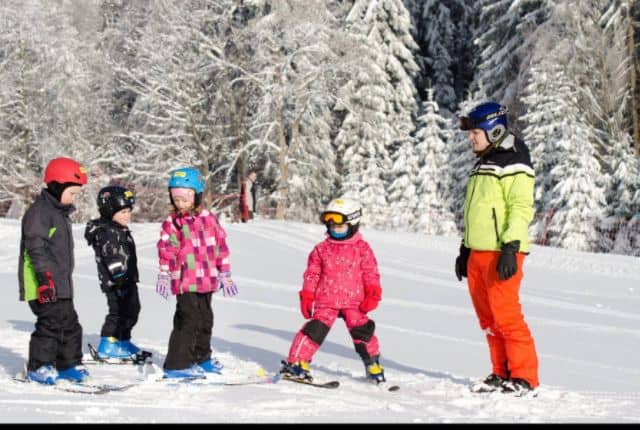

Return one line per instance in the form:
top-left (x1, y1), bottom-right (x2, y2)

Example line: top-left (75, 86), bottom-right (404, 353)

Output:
top-left (167, 167), bottom-right (205, 193)
top-left (459, 101), bottom-right (509, 144)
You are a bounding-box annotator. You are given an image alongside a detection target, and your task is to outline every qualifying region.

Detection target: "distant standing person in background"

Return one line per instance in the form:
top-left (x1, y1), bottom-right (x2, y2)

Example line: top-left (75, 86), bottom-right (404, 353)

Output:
top-left (240, 170), bottom-right (257, 223)
top-left (454, 101), bottom-right (539, 396)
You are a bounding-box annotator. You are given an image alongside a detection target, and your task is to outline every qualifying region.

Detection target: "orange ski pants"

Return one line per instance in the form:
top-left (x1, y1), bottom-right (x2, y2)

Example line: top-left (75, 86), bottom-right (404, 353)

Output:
top-left (467, 250), bottom-right (539, 387)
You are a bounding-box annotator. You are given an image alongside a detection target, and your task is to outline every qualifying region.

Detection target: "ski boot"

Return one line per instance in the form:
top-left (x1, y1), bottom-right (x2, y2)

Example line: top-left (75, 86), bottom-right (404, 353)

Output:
top-left (197, 358), bottom-right (223, 374)
top-left (364, 358), bottom-right (386, 384)
top-left (119, 339), bottom-right (153, 364)
top-left (501, 378), bottom-right (536, 396)
top-left (120, 339), bottom-right (140, 355)
top-left (470, 373), bottom-right (506, 393)
top-left (96, 336), bottom-right (133, 360)
top-left (27, 364), bottom-right (58, 385)
top-left (163, 364), bottom-right (206, 379)
top-left (279, 360), bottom-right (313, 382)
top-left (57, 365), bottom-right (90, 383)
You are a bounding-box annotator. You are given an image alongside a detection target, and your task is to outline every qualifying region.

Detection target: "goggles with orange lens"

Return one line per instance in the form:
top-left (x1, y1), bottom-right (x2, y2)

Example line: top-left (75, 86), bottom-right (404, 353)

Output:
top-left (320, 209), bottom-right (361, 225)
top-left (321, 212), bottom-right (345, 224)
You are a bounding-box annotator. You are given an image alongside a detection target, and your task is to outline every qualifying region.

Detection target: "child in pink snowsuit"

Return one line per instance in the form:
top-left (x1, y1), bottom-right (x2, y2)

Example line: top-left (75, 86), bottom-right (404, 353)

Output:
top-left (281, 198), bottom-right (385, 383)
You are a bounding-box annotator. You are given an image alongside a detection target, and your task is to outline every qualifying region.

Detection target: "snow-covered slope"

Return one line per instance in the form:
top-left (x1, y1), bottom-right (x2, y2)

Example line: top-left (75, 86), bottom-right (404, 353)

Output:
top-left (0, 218), bottom-right (638, 423)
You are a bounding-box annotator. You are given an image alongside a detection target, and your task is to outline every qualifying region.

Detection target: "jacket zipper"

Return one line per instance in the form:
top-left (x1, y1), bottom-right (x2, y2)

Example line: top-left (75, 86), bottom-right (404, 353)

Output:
top-left (491, 208), bottom-right (500, 245)
top-left (464, 175), bottom-right (478, 245)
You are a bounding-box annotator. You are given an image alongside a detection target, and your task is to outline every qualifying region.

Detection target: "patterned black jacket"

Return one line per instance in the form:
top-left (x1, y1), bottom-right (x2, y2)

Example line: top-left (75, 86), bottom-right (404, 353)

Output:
top-left (84, 218), bottom-right (139, 292)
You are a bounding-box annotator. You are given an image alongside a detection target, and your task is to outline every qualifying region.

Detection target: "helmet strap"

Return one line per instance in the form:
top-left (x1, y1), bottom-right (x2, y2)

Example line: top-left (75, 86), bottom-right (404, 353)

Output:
top-left (46, 181), bottom-right (81, 202)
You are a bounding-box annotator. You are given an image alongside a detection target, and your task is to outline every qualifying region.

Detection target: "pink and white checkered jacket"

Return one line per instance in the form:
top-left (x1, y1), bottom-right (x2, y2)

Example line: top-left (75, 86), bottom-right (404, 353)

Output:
top-left (157, 209), bottom-right (230, 295)
top-left (301, 231), bottom-right (381, 309)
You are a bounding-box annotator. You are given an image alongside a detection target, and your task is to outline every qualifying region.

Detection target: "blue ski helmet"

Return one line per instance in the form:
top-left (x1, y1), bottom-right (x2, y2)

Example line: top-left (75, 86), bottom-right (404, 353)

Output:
top-left (459, 102), bottom-right (509, 144)
top-left (167, 167), bottom-right (205, 193)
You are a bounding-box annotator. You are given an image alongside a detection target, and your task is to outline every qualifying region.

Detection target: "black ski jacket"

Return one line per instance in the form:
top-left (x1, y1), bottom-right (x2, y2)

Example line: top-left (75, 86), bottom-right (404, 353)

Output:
top-left (84, 217), bottom-right (139, 292)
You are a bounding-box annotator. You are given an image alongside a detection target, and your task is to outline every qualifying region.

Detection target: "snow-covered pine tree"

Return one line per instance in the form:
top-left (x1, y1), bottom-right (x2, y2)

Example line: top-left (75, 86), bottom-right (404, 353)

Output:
top-left (528, 33), bottom-right (607, 251)
top-left (473, 0), bottom-right (551, 124)
top-left (337, 0), bottom-right (419, 228)
top-left (544, 120), bottom-right (608, 252)
top-left (414, 88), bottom-right (457, 235)
top-left (227, 0), bottom-right (345, 220)
top-left (285, 104), bottom-right (338, 223)
top-left (387, 133), bottom-right (419, 231)
top-left (591, 0), bottom-right (640, 253)
top-left (335, 71), bottom-right (393, 228)
top-left (605, 132), bottom-right (640, 254)
top-left (520, 62), bottom-right (567, 243)
top-left (411, 0), bottom-right (456, 113)
top-left (404, 0), bottom-right (476, 113)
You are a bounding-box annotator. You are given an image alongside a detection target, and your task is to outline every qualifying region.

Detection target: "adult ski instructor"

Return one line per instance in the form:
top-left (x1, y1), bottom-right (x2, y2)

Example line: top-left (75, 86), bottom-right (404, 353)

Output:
top-left (454, 101), bottom-right (539, 396)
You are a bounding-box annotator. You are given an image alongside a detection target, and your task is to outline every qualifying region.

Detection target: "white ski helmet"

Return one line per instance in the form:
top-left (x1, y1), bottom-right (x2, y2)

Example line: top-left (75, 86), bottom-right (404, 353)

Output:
top-left (320, 198), bottom-right (362, 226)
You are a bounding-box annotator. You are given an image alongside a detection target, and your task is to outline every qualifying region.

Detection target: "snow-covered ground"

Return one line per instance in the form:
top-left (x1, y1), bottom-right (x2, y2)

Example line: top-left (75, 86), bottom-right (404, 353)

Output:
top-left (0, 217), bottom-right (638, 423)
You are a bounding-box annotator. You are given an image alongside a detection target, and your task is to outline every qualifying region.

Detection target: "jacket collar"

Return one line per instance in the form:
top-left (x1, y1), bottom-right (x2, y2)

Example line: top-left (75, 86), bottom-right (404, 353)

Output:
top-left (324, 230), bottom-right (362, 244)
top-left (40, 189), bottom-right (75, 215)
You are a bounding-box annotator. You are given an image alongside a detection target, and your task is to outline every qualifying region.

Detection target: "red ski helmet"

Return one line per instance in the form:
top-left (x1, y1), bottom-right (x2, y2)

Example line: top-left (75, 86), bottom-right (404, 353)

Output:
top-left (44, 157), bottom-right (87, 185)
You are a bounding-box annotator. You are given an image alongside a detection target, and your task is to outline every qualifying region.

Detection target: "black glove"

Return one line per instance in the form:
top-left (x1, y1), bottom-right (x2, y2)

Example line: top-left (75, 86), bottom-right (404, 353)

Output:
top-left (496, 241), bottom-right (520, 280)
top-left (35, 271), bottom-right (57, 304)
top-left (455, 243), bottom-right (471, 281)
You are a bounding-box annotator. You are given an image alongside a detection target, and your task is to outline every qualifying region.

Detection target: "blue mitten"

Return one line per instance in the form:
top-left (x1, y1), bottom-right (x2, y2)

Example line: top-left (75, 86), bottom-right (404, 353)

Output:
top-left (218, 271), bottom-right (238, 297)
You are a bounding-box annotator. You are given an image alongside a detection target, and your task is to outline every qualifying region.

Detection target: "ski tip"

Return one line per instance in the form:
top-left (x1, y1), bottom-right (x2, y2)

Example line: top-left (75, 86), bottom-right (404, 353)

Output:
top-left (256, 367), bottom-right (267, 377)
top-left (387, 385), bottom-right (400, 392)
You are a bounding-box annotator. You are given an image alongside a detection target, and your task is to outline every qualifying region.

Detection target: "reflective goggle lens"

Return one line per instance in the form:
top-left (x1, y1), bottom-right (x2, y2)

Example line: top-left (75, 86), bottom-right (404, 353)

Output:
top-left (321, 212), bottom-right (345, 224)
top-left (459, 117), bottom-right (475, 131)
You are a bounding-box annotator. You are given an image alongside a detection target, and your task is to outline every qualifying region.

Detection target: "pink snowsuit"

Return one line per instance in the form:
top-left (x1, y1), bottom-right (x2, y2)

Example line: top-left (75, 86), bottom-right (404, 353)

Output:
top-left (287, 231), bottom-right (382, 365)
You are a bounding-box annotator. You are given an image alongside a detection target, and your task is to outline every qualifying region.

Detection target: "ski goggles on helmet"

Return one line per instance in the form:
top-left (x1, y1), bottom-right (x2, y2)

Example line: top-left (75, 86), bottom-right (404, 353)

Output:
top-left (459, 106), bottom-right (509, 131)
top-left (320, 209), bottom-right (361, 225)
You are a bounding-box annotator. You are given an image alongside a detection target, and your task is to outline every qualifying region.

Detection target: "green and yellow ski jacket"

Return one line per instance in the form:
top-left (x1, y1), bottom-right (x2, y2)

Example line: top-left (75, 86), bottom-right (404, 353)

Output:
top-left (462, 134), bottom-right (535, 253)
top-left (19, 190), bottom-right (77, 301)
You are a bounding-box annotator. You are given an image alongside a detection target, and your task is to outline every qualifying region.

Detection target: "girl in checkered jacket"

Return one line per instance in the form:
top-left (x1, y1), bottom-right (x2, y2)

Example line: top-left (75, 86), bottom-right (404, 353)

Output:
top-left (155, 167), bottom-right (238, 379)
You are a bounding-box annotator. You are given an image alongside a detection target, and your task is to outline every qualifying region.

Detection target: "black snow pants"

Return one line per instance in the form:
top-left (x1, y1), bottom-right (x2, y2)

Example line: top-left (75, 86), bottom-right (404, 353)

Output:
top-left (28, 299), bottom-right (83, 371)
top-left (163, 292), bottom-right (214, 370)
top-left (100, 284), bottom-right (141, 341)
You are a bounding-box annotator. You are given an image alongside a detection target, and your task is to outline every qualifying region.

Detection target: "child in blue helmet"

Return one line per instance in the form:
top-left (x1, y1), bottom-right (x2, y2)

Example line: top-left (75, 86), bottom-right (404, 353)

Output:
top-left (156, 167), bottom-right (238, 379)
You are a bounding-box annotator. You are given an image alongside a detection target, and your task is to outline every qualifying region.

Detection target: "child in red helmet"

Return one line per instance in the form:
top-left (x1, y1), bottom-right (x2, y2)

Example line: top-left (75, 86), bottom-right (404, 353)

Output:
top-left (18, 157), bottom-right (90, 384)
top-left (280, 198), bottom-right (386, 384)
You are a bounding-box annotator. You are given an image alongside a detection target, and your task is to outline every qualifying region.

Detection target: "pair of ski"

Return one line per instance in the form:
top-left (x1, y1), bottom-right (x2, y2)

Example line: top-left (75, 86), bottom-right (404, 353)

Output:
top-left (84, 343), bottom-right (153, 366)
top-left (13, 365), bottom-right (138, 395)
top-left (280, 374), bottom-right (400, 392)
top-left (15, 344), bottom-right (153, 394)
top-left (469, 383), bottom-right (539, 398)
top-left (158, 372), bottom-right (281, 387)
